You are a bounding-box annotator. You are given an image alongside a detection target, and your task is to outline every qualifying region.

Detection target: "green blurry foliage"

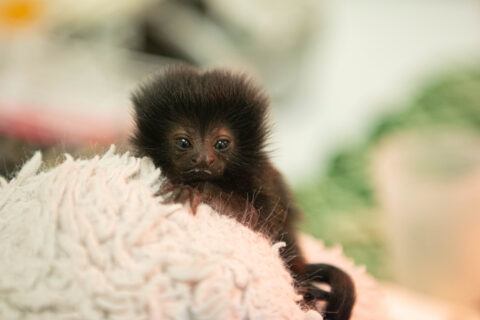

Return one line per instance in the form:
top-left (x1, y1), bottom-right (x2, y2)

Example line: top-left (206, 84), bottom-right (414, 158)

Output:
top-left (295, 68), bottom-right (480, 279)
top-left (370, 69), bottom-right (480, 142)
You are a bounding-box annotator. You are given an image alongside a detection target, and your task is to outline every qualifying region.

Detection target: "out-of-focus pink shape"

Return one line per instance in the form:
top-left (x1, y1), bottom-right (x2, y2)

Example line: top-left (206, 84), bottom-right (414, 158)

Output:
top-left (0, 103), bottom-right (126, 146)
top-left (372, 130), bottom-right (480, 308)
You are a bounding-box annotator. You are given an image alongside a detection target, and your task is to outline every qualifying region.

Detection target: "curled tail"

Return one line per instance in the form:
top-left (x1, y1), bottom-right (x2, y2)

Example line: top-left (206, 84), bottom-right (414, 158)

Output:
top-left (304, 263), bottom-right (356, 320)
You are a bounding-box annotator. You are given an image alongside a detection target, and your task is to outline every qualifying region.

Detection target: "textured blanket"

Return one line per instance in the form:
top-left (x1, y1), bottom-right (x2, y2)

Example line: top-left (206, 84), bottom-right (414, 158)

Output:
top-left (0, 147), bottom-right (386, 320)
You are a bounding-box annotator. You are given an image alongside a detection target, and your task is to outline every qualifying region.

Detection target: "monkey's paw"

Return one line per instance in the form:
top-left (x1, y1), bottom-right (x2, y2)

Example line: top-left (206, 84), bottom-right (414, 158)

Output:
top-left (157, 183), bottom-right (203, 215)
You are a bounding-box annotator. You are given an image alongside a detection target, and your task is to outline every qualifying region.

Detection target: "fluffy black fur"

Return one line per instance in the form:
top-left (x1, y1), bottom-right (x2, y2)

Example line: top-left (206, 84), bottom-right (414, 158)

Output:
top-left (131, 65), bottom-right (355, 319)
top-left (132, 66), bottom-right (268, 183)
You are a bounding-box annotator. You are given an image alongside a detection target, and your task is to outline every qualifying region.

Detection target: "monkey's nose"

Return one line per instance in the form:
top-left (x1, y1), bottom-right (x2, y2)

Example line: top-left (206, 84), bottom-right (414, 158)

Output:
top-left (192, 156), bottom-right (215, 167)
top-left (206, 156), bottom-right (215, 167)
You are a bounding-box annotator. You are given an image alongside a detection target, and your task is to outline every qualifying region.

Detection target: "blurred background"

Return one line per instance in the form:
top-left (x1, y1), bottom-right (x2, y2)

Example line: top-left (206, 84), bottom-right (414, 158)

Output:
top-left (1, 0), bottom-right (480, 318)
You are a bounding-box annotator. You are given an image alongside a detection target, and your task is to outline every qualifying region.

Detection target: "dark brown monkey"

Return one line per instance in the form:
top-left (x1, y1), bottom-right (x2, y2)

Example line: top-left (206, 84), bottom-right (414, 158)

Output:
top-left (131, 65), bottom-right (355, 320)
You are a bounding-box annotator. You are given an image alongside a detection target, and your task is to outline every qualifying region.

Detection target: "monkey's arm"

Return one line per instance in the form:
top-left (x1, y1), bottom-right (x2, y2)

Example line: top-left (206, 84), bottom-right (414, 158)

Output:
top-left (158, 181), bottom-right (259, 228)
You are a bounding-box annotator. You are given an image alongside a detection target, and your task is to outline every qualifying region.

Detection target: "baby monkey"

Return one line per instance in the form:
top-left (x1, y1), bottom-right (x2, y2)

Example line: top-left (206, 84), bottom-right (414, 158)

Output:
top-left (131, 65), bottom-right (355, 320)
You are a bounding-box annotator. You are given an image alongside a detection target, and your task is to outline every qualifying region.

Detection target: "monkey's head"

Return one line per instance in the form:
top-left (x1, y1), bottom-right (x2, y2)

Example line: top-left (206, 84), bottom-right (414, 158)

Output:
top-left (131, 65), bottom-right (270, 184)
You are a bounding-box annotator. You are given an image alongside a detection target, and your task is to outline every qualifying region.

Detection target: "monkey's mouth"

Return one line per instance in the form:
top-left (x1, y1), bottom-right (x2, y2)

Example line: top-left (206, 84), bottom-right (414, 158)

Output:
top-left (182, 168), bottom-right (215, 181)
top-left (184, 168), bottom-right (213, 175)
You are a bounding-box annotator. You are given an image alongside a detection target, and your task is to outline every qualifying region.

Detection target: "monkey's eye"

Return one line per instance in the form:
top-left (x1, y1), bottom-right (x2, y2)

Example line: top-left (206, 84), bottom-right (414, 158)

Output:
top-left (214, 139), bottom-right (230, 151)
top-left (175, 138), bottom-right (192, 150)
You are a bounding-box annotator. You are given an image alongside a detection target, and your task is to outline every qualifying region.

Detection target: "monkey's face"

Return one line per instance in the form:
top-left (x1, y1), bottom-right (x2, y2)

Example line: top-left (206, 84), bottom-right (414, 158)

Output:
top-left (167, 125), bottom-right (234, 183)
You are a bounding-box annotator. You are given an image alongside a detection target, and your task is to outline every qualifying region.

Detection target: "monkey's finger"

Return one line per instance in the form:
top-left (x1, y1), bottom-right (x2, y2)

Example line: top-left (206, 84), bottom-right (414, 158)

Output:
top-left (189, 195), bottom-right (200, 216)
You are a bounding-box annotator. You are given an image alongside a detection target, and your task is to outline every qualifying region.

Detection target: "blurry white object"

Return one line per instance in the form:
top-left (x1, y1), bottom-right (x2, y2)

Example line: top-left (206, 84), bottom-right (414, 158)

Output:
top-left (141, 0), bottom-right (321, 97)
top-left (275, 0), bottom-right (480, 182)
top-left (0, 35), bottom-right (171, 135)
top-left (44, 0), bottom-right (155, 31)
top-left (206, 0), bottom-right (319, 56)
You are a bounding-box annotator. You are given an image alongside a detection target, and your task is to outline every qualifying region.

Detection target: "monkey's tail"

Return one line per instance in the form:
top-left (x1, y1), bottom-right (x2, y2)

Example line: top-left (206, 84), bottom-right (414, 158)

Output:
top-left (304, 263), bottom-right (356, 320)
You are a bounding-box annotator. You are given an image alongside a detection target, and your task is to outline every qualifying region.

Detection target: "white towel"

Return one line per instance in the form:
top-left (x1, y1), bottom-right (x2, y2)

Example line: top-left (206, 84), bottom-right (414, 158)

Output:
top-left (0, 146), bottom-right (386, 320)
